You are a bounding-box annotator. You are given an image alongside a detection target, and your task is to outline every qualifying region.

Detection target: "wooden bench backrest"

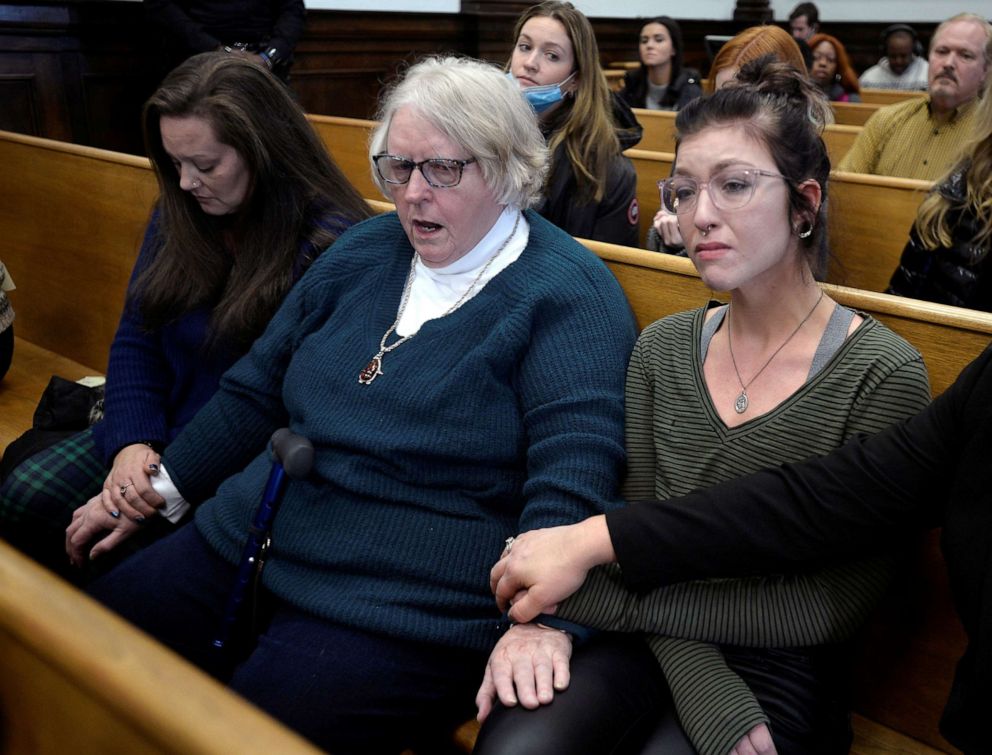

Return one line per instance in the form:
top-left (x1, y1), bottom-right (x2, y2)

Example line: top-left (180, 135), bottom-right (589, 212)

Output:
top-left (623, 149), bottom-right (932, 293)
top-left (826, 170), bottom-right (933, 291)
top-left (0, 130), bottom-right (156, 370)
top-left (307, 114), bottom-right (380, 200)
top-left (632, 108), bottom-right (861, 166)
top-left (832, 100), bottom-right (883, 126)
top-left (586, 240), bottom-right (992, 397)
top-left (860, 88), bottom-right (927, 106)
top-left (604, 68), bottom-right (625, 91)
top-left (0, 539), bottom-right (321, 754)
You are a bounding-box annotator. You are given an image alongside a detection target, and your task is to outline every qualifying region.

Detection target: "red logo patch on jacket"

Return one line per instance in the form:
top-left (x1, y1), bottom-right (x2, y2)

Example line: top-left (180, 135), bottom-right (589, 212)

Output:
top-left (627, 197), bottom-right (639, 226)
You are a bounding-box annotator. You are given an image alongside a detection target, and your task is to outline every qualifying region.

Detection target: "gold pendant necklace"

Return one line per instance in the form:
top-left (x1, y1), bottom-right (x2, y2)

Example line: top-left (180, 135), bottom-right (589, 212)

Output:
top-left (358, 211), bottom-right (520, 385)
top-left (727, 289), bottom-right (824, 414)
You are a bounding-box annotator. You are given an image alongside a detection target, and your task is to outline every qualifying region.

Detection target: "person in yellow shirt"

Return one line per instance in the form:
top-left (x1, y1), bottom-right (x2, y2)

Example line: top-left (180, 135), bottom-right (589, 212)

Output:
top-left (838, 13), bottom-right (990, 181)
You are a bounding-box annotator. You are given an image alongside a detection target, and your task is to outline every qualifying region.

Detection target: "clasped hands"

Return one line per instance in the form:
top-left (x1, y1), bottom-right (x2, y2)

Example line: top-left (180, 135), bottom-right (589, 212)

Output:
top-left (65, 443), bottom-right (165, 566)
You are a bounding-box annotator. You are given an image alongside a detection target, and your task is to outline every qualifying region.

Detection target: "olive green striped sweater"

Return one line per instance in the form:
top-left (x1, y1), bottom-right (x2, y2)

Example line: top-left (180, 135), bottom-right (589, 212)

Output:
top-left (559, 304), bottom-right (932, 755)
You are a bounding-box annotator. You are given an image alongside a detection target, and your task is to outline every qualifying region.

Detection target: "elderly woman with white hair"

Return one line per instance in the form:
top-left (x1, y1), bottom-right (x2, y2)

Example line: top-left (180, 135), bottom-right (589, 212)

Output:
top-left (68, 55), bottom-right (637, 754)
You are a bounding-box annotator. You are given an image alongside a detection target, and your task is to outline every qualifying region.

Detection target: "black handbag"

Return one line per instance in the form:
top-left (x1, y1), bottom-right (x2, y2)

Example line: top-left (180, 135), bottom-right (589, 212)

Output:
top-left (0, 376), bottom-right (105, 482)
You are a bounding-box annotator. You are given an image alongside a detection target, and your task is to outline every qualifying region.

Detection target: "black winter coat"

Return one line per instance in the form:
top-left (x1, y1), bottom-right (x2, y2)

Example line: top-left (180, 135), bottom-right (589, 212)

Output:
top-left (616, 67), bottom-right (703, 112)
top-left (887, 168), bottom-right (992, 312)
top-left (536, 95), bottom-right (643, 248)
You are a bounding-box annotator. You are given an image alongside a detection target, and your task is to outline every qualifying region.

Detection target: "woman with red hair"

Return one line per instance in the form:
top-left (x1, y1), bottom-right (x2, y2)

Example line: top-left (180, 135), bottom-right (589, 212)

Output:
top-left (809, 33), bottom-right (861, 102)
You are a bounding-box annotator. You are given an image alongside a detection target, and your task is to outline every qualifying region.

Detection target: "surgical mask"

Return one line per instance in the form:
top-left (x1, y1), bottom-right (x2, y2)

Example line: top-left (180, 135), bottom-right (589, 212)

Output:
top-left (508, 71), bottom-right (577, 114)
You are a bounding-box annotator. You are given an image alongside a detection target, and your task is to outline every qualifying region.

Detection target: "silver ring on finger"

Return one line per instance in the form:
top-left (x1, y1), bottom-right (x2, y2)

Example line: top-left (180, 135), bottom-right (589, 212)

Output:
top-left (503, 536), bottom-right (515, 554)
top-left (120, 481), bottom-right (133, 498)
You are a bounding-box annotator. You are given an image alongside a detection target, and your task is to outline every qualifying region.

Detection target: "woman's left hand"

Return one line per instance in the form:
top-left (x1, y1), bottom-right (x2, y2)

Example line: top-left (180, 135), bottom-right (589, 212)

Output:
top-left (104, 443), bottom-right (164, 522)
top-left (729, 723), bottom-right (777, 755)
top-left (65, 492), bottom-right (141, 567)
top-left (475, 623), bottom-right (572, 723)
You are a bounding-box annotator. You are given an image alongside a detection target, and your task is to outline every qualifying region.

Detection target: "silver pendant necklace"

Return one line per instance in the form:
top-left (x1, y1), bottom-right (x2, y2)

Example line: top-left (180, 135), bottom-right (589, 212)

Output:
top-left (727, 290), bottom-right (824, 414)
top-left (358, 211), bottom-right (520, 385)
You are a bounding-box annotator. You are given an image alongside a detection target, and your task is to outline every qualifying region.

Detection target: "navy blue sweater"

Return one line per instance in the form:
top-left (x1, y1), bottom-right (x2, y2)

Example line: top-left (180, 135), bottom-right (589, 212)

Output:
top-left (165, 210), bottom-right (638, 652)
top-left (92, 210), bottom-right (346, 466)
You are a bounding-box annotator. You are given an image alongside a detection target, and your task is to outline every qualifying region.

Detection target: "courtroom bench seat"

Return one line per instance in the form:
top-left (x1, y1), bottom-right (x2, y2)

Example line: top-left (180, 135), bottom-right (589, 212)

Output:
top-left (632, 107), bottom-right (862, 166)
top-left (860, 88), bottom-right (928, 106)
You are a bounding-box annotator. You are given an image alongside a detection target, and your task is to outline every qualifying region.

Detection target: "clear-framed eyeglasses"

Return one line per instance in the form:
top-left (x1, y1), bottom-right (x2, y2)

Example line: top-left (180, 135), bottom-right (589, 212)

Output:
top-left (658, 168), bottom-right (788, 215)
top-left (373, 154), bottom-right (477, 189)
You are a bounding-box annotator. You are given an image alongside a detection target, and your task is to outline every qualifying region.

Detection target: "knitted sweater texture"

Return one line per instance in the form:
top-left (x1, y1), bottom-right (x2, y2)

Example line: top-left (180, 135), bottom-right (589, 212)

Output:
top-left (165, 210), bottom-right (637, 652)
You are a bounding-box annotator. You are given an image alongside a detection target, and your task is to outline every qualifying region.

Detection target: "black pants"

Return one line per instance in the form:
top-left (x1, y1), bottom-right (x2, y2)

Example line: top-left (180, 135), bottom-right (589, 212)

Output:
top-left (474, 636), bottom-right (852, 755)
top-left (474, 634), bottom-right (686, 755)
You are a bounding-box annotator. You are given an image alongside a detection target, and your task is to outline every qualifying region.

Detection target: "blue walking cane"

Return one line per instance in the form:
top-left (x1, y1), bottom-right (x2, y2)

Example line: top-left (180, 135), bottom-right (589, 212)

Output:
top-left (213, 428), bottom-right (314, 652)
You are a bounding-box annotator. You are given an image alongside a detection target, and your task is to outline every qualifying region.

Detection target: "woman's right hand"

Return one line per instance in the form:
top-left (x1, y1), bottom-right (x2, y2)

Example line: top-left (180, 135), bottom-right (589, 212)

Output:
top-left (653, 208), bottom-right (684, 249)
top-left (66, 493), bottom-right (142, 566)
top-left (475, 623), bottom-right (572, 723)
top-left (103, 443), bottom-right (165, 522)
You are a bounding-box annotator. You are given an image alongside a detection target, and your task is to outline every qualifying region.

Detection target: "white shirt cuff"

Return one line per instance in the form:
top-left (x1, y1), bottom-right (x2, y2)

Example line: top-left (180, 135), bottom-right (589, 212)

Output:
top-left (152, 463), bottom-right (190, 523)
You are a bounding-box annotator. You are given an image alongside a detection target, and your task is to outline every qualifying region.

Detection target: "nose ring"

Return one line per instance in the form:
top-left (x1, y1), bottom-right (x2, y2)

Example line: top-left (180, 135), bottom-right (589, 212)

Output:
top-left (191, 179), bottom-right (201, 189)
top-left (701, 224), bottom-right (714, 237)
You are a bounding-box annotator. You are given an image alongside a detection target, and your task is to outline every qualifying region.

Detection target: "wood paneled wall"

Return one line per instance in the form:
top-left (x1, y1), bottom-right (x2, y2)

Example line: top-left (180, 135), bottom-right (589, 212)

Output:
top-left (0, 2), bottom-right (936, 156)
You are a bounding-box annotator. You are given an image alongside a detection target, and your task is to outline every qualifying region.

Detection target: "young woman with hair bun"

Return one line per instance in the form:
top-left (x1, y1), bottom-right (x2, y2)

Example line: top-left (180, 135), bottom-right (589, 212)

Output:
top-left (476, 57), bottom-right (931, 755)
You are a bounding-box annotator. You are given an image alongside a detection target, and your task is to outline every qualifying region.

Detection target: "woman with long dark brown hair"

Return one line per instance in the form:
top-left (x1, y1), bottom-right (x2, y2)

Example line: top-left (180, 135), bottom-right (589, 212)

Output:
top-left (0, 51), bottom-right (371, 575)
top-left (617, 17), bottom-right (702, 112)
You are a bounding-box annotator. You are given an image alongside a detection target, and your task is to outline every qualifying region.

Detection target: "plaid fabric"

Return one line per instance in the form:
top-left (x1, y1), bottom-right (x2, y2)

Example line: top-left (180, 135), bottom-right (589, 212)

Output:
top-left (0, 427), bottom-right (106, 571)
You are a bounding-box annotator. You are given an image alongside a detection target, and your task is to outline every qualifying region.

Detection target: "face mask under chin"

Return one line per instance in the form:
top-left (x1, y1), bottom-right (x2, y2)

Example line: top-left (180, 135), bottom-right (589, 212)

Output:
top-left (507, 71), bottom-right (577, 114)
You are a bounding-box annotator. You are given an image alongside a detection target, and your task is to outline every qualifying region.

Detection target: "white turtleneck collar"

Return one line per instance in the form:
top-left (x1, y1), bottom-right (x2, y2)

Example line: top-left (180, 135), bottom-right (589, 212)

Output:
top-left (397, 206), bottom-right (528, 336)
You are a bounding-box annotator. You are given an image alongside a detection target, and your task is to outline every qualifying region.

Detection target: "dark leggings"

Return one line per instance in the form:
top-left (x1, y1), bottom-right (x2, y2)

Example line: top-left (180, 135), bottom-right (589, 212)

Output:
top-left (474, 634), bottom-right (689, 755)
top-left (473, 638), bottom-right (852, 755)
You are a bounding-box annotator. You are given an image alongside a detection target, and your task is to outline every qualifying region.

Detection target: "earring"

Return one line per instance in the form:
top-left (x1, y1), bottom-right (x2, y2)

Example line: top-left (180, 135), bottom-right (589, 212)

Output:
top-left (796, 222), bottom-right (813, 239)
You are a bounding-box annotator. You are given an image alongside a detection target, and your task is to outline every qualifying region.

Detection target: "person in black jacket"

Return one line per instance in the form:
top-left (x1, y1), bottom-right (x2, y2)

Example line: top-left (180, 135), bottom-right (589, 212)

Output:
top-left (144, 0), bottom-right (305, 81)
top-left (617, 17), bottom-right (702, 112)
top-left (887, 79), bottom-right (992, 311)
top-left (508, 1), bottom-right (642, 247)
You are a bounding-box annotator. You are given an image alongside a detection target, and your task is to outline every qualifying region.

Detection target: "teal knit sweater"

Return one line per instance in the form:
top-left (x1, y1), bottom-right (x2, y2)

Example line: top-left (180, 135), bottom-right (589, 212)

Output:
top-left (164, 210), bottom-right (637, 652)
